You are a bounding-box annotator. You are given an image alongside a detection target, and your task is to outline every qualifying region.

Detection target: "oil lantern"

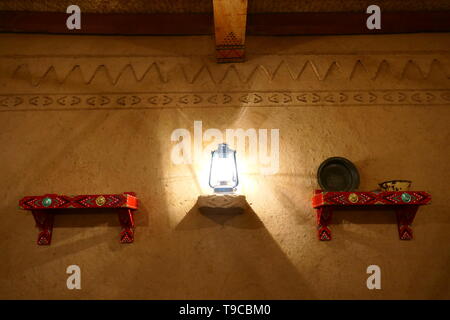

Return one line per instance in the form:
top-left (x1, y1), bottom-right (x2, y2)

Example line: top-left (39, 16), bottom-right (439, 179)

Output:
top-left (208, 143), bottom-right (238, 194)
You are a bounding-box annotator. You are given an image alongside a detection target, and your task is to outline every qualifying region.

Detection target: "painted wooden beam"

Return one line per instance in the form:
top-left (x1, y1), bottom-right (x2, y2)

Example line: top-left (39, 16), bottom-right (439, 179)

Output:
top-left (212, 0), bottom-right (248, 63)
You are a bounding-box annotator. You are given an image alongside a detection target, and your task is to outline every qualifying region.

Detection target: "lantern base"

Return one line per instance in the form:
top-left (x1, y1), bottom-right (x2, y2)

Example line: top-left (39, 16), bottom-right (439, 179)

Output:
top-left (197, 194), bottom-right (247, 214)
top-left (213, 187), bottom-right (236, 194)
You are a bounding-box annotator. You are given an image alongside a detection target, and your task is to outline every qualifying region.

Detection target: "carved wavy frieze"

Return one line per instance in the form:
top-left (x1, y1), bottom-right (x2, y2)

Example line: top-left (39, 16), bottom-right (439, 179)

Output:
top-left (1, 55), bottom-right (448, 88)
top-left (1, 90), bottom-right (449, 111)
top-left (0, 54), bottom-right (449, 110)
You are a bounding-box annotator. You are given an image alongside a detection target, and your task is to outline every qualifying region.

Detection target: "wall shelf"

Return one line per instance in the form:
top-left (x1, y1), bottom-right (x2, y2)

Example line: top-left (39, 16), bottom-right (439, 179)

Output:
top-left (19, 192), bottom-right (138, 245)
top-left (312, 190), bottom-right (431, 241)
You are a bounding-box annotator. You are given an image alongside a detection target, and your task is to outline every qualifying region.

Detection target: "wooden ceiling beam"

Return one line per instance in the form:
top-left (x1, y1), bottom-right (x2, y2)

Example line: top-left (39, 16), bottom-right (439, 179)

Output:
top-left (212, 0), bottom-right (248, 63)
top-left (1, 11), bottom-right (450, 36)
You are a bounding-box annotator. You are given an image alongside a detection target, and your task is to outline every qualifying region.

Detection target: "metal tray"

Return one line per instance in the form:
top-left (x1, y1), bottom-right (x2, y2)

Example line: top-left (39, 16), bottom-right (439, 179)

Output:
top-left (317, 157), bottom-right (360, 191)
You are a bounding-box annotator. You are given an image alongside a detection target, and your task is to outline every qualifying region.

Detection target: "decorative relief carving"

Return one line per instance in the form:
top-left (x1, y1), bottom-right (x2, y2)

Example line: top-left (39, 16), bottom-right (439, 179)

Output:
top-left (0, 55), bottom-right (448, 110)
top-left (3, 57), bottom-right (448, 86)
top-left (1, 90), bottom-right (449, 110)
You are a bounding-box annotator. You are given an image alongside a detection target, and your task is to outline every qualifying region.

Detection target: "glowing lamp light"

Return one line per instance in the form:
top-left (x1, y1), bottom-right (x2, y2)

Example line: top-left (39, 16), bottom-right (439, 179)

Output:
top-left (209, 143), bottom-right (239, 194)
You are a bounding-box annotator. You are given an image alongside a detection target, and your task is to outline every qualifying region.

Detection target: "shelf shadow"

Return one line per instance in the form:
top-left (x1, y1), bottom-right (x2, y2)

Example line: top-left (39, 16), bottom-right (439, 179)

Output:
top-left (173, 202), bottom-right (316, 299)
top-left (48, 205), bottom-right (149, 228)
top-left (50, 208), bottom-right (121, 228)
top-left (329, 207), bottom-right (399, 225)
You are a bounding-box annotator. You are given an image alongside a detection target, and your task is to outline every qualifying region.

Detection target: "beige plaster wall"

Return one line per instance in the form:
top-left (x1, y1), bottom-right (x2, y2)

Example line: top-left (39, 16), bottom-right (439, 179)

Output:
top-left (0, 33), bottom-right (449, 299)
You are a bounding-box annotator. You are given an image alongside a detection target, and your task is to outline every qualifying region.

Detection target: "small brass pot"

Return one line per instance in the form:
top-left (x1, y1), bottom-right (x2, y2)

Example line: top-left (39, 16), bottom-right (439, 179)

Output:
top-left (378, 180), bottom-right (412, 191)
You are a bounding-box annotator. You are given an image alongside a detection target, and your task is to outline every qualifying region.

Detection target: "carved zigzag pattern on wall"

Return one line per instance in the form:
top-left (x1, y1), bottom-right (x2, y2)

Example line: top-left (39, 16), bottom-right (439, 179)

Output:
top-left (7, 58), bottom-right (449, 87)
